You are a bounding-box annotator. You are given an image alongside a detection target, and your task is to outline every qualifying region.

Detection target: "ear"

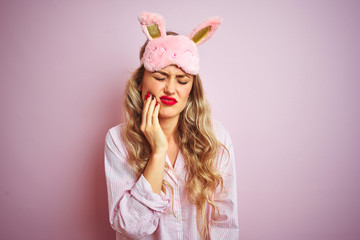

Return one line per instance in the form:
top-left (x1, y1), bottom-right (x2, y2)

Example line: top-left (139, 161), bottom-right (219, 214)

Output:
top-left (138, 12), bottom-right (167, 40)
top-left (188, 16), bottom-right (222, 46)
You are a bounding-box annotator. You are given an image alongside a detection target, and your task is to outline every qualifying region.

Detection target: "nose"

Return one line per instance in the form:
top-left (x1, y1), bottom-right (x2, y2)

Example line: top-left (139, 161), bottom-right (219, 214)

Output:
top-left (164, 79), bottom-right (176, 95)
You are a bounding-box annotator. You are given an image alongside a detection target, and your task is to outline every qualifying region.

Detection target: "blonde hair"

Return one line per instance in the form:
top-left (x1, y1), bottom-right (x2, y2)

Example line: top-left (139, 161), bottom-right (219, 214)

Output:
top-left (121, 34), bottom-right (226, 239)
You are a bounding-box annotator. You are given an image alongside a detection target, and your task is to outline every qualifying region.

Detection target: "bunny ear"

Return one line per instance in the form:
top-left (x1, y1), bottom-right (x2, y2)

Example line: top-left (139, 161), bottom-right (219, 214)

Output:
top-left (138, 12), bottom-right (167, 40)
top-left (188, 16), bottom-right (222, 46)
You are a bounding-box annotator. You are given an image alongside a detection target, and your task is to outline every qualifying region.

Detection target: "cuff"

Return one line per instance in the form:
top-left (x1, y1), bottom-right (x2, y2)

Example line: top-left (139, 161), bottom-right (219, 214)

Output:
top-left (130, 174), bottom-right (170, 212)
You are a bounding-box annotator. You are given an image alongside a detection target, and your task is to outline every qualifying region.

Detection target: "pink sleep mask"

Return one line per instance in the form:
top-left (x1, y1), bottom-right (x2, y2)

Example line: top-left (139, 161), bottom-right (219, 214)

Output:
top-left (138, 12), bottom-right (222, 75)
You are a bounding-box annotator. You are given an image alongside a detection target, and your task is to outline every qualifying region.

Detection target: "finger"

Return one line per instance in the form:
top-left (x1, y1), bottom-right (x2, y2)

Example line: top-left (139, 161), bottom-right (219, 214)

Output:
top-left (141, 93), bottom-right (151, 129)
top-left (146, 96), bottom-right (156, 126)
top-left (152, 101), bottom-right (160, 125)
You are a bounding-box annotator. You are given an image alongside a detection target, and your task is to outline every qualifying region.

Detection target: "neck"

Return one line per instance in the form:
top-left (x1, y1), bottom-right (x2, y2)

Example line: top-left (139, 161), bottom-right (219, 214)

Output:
top-left (158, 116), bottom-right (179, 141)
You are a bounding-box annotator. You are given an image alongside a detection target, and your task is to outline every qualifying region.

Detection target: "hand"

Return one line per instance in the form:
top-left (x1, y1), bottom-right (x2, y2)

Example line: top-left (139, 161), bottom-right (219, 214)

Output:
top-left (140, 93), bottom-right (168, 155)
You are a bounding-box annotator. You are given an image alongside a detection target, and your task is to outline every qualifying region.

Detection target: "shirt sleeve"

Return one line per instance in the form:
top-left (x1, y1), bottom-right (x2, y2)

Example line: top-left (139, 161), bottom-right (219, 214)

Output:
top-left (104, 128), bottom-right (170, 238)
top-left (210, 123), bottom-right (239, 239)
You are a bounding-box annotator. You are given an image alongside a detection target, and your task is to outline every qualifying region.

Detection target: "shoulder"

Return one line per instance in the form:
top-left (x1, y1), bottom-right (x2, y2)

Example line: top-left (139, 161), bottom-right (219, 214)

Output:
top-left (106, 123), bottom-right (125, 142)
top-left (107, 122), bottom-right (124, 137)
top-left (212, 119), bottom-right (232, 148)
top-left (105, 123), bottom-right (127, 157)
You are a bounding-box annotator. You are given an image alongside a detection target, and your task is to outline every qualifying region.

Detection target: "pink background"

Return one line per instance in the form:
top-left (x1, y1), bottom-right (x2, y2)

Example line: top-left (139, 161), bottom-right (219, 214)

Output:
top-left (1, 0), bottom-right (360, 239)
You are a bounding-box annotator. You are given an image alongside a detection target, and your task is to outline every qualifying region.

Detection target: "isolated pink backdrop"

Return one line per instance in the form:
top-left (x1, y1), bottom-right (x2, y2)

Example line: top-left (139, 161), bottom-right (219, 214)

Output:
top-left (1, 0), bottom-right (360, 239)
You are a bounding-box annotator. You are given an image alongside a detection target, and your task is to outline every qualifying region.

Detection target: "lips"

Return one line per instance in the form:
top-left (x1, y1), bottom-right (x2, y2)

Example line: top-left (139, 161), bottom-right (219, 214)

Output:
top-left (160, 95), bottom-right (177, 105)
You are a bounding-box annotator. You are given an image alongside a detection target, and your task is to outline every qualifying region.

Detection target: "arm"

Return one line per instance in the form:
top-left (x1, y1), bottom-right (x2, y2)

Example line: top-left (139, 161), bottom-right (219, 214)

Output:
top-left (141, 94), bottom-right (168, 194)
top-left (104, 129), bottom-right (170, 237)
top-left (104, 94), bottom-right (169, 237)
top-left (210, 124), bottom-right (239, 239)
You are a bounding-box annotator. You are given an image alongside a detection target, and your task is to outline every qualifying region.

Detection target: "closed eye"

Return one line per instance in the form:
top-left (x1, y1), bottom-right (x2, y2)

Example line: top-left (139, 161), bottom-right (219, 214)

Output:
top-left (154, 77), bottom-right (166, 81)
top-left (178, 80), bottom-right (188, 85)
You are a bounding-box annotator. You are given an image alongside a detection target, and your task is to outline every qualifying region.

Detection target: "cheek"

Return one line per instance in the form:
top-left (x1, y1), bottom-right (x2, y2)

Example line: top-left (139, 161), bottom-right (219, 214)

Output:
top-left (182, 85), bottom-right (193, 99)
top-left (143, 81), bottom-right (162, 93)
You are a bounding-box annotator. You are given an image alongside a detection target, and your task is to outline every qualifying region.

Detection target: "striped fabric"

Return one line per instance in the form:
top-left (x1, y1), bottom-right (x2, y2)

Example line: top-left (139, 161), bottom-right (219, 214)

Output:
top-left (104, 120), bottom-right (239, 239)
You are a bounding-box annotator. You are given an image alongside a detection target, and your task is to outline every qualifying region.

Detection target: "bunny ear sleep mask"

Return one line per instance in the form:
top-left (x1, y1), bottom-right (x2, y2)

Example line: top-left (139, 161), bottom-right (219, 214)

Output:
top-left (138, 12), bottom-right (222, 75)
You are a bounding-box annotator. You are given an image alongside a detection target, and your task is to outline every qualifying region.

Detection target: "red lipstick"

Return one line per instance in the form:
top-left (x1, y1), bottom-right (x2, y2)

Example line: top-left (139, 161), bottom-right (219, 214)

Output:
top-left (160, 95), bottom-right (177, 105)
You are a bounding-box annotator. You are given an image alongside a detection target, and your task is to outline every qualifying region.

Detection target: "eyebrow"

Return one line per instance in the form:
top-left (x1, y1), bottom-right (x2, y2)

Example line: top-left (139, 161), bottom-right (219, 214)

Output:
top-left (155, 71), bottom-right (190, 78)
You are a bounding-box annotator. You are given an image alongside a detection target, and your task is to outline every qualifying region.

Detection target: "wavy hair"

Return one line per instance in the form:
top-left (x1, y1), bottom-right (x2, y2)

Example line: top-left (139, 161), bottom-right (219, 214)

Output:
top-left (121, 33), bottom-right (227, 240)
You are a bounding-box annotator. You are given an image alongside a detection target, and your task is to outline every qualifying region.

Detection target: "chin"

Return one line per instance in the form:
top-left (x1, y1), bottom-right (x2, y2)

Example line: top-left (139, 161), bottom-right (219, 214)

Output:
top-left (158, 110), bottom-right (180, 120)
top-left (158, 114), bottom-right (176, 119)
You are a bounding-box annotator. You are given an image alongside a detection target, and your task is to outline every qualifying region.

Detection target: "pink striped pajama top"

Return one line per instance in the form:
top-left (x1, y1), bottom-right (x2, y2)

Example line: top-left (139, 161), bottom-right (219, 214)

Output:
top-left (104, 120), bottom-right (239, 239)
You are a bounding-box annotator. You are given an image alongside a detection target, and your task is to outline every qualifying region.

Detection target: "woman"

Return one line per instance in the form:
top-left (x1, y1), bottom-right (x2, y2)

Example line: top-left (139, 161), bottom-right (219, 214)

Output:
top-left (105, 12), bottom-right (239, 239)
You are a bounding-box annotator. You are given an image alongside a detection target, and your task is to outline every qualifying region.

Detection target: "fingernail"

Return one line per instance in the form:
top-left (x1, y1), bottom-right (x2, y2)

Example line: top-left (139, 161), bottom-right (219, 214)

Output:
top-left (156, 102), bottom-right (159, 106)
top-left (144, 95), bottom-right (148, 101)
